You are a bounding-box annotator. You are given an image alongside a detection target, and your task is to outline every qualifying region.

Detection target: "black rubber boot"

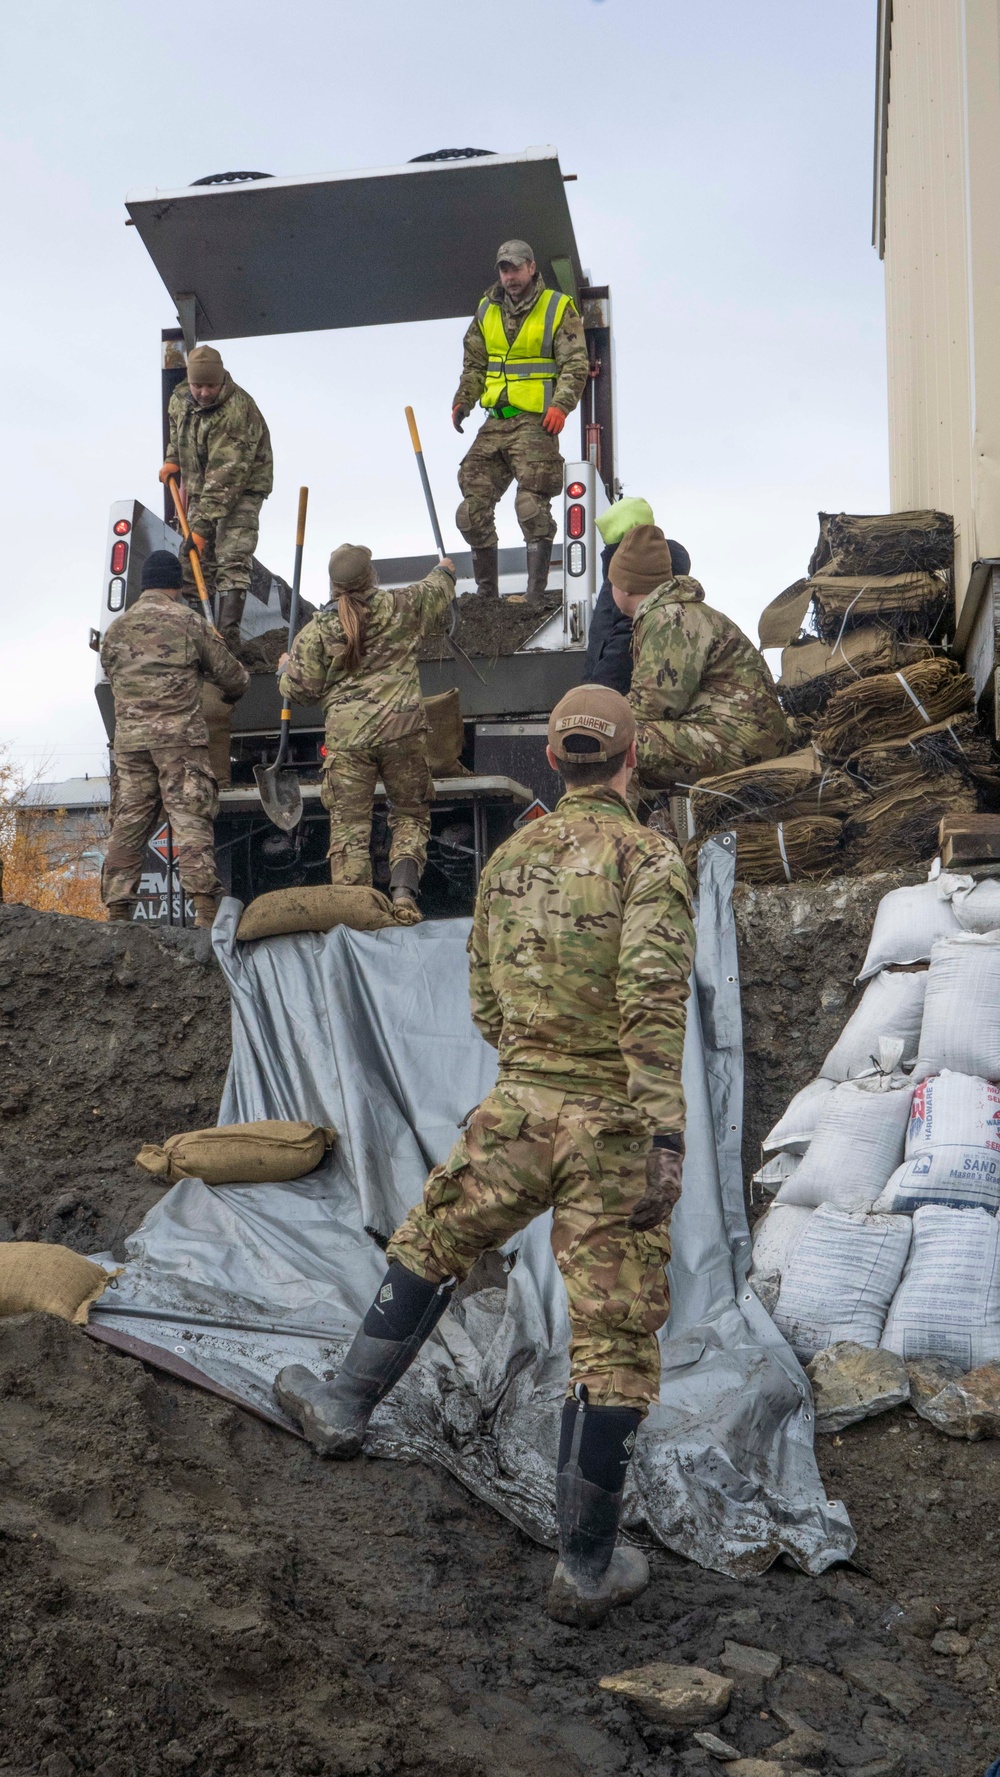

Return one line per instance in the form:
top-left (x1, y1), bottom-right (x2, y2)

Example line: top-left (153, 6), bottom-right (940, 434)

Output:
top-left (471, 545), bottom-right (499, 599)
top-left (546, 1387), bottom-right (648, 1628)
top-left (525, 538), bottom-right (553, 604)
top-left (218, 589), bottom-right (245, 654)
top-left (273, 1262), bottom-right (454, 1458)
top-left (106, 901), bottom-right (132, 923)
top-left (389, 857), bottom-right (422, 925)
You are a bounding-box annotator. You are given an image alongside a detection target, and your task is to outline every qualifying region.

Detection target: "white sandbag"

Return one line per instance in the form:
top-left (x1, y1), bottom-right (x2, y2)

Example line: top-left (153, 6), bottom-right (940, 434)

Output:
top-left (750, 1204), bottom-right (814, 1276)
top-left (775, 1076), bottom-right (913, 1211)
top-left (881, 1205), bottom-right (1000, 1369)
top-left (774, 1206), bottom-right (912, 1360)
top-left (820, 970), bottom-right (927, 1082)
top-left (873, 1071), bottom-right (1000, 1214)
top-left (752, 1151), bottom-right (801, 1196)
top-left (940, 872), bottom-right (1000, 935)
top-left (857, 882), bottom-right (962, 983)
top-left (762, 1079), bottom-right (837, 1155)
top-left (913, 933), bottom-right (1000, 1081)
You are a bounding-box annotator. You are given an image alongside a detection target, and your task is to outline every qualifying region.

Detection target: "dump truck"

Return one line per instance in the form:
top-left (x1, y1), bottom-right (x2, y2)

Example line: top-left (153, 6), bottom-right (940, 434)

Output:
top-left (94, 148), bottom-right (619, 920)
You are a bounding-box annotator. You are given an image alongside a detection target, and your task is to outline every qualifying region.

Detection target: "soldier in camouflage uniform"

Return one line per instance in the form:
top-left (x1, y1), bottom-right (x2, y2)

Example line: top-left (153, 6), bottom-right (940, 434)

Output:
top-left (159, 345), bottom-right (273, 650)
top-left (453, 239), bottom-right (589, 602)
top-left (274, 685), bottom-right (694, 1629)
top-left (279, 543), bottom-right (456, 917)
top-left (100, 551), bottom-right (249, 927)
top-left (610, 525), bottom-right (790, 796)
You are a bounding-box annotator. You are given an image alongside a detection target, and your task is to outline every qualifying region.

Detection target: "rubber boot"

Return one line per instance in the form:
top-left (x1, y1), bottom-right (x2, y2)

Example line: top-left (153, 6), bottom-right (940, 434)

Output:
top-left (106, 901), bottom-right (132, 923)
top-left (546, 1387), bottom-right (649, 1629)
top-left (389, 857), bottom-right (422, 925)
top-left (273, 1261), bottom-right (454, 1457)
top-left (192, 894), bottom-right (219, 930)
top-left (525, 538), bottom-right (553, 604)
top-left (218, 589), bottom-right (245, 655)
top-left (471, 545), bottom-right (499, 599)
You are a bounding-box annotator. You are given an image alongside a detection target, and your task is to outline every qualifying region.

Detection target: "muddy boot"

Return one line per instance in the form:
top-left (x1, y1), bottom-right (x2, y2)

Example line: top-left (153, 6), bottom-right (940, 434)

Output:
top-left (546, 1387), bottom-right (648, 1629)
top-left (471, 545), bottom-right (499, 599)
top-left (273, 1262), bottom-right (454, 1457)
top-left (192, 894), bottom-right (219, 930)
top-left (525, 538), bottom-right (553, 604)
top-left (106, 901), bottom-right (132, 923)
top-left (218, 590), bottom-right (245, 655)
top-left (389, 857), bottom-right (422, 925)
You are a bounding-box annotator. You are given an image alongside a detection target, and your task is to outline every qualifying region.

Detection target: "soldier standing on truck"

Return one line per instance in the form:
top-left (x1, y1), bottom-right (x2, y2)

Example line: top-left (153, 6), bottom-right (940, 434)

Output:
top-left (610, 524), bottom-right (790, 796)
top-left (452, 240), bottom-right (589, 603)
top-left (273, 685), bottom-right (694, 1629)
top-left (278, 544), bottom-right (456, 920)
top-left (159, 345), bottom-right (273, 651)
top-left (100, 550), bottom-right (249, 928)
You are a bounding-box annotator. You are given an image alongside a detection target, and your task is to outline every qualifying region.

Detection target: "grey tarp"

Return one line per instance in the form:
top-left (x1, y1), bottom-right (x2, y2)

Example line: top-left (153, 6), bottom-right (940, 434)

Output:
top-left (89, 838), bottom-right (855, 1577)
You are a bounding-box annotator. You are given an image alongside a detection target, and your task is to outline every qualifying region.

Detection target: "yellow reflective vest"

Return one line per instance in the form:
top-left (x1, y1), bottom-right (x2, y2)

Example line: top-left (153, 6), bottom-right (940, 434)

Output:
top-left (477, 287), bottom-right (575, 414)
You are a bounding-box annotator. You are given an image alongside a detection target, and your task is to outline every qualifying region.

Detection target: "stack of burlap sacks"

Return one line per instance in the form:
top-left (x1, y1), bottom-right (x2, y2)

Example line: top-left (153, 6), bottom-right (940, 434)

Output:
top-left (690, 510), bottom-right (1000, 883)
top-left (749, 879), bottom-right (1000, 1438)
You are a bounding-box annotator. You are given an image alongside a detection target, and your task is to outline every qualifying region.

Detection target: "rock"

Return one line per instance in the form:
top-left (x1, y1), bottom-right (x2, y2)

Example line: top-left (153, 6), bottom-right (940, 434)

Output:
top-left (750, 1271), bottom-right (780, 1316)
top-left (838, 1657), bottom-right (927, 1717)
top-left (692, 1733), bottom-right (741, 1761)
top-left (956, 1651), bottom-right (990, 1687)
top-left (598, 1663), bottom-right (733, 1727)
top-left (906, 1355), bottom-right (964, 1414)
top-left (163, 1747), bottom-right (195, 1770)
top-left (726, 1764), bottom-right (821, 1777)
top-left (719, 1642), bottom-right (782, 1682)
top-left (853, 1762), bottom-right (904, 1777)
top-left (805, 1342), bottom-right (909, 1433)
top-left (41, 1758), bottom-right (74, 1777)
top-left (892, 1596), bottom-right (942, 1641)
top-left (771, 1665), bottom-right (849, 1725)
top-left (931, 1629), bottom-right (971, 1656)
top-left (767, 1725), bottom-right (827, 1762)
top-left (914, 1361), bottom-right (1000, 1439)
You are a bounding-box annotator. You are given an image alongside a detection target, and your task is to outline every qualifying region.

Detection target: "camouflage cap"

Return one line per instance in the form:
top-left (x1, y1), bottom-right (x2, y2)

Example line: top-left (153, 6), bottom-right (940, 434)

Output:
top-left (328, 543), bottom-right (373, 593)
top-left (495, 239), bottom-right (535, 267)
top-left (548, 684), bottom-right (635, 763)
top-left (186, 345), bottom-right (225, 385)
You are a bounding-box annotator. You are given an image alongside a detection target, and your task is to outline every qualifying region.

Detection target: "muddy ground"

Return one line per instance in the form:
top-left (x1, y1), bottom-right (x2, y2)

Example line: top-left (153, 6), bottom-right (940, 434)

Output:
top-left (1, 893), bottom-right (998, 1777)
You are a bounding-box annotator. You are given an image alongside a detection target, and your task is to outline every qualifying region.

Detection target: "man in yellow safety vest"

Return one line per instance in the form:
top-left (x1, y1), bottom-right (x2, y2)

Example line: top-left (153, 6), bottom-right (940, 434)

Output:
top-left (452, 240), bottom-right (589, 602)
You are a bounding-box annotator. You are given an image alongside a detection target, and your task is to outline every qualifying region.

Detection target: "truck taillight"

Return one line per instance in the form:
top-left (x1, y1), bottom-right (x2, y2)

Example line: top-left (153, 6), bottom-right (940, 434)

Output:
top-left (566, 481), bottom-right (586, 499)
top-left (567, 542), bottom-right (586, 577)
top-left (567, 503), bottom-right (586, 539)
top-left (111, 540), bottom-right (128, 574)
top-left (113, 519), bottom-right (131, 536)
top-left (108, 578), bottom-right (126, 611)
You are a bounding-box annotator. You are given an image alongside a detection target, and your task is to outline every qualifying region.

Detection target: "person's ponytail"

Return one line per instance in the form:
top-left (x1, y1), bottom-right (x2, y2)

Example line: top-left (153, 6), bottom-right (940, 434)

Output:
top-left (338, 589), bottom-right (371, 672)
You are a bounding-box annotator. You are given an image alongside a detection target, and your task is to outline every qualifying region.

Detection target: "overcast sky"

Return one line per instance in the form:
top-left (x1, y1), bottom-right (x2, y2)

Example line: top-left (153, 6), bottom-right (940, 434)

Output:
top-left (0, 0), bottom-right (886, 782)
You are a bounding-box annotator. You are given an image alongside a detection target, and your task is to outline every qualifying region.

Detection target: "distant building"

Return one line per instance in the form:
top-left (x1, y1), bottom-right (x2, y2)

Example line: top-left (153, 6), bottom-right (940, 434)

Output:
top-left (17, 776), bottom-right (110, 877)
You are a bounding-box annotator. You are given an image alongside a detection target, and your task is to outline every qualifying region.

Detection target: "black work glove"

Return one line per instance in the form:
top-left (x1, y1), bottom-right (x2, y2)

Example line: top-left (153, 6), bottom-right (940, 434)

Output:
top-left (628, 1147), bottom-right (683, 1231)
top-left (452, 403), bottom-right (468, 434)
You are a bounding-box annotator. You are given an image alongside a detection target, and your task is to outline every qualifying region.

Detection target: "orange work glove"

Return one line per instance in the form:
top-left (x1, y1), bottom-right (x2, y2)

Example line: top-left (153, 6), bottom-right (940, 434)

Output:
top-left (159, 461), bottom-right (180, 485)
top-left (541, 406), bottom-right (566, 436)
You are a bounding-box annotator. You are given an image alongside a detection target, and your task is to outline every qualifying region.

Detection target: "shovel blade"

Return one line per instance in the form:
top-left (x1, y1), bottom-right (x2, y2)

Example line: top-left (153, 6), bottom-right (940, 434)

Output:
top-left (254, 762), bottom-right (304, 833)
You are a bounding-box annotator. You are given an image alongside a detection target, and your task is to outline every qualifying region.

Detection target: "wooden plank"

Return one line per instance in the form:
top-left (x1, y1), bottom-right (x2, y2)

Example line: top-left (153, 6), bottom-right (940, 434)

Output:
top-left (939, 813), bottom-right (1000, 865)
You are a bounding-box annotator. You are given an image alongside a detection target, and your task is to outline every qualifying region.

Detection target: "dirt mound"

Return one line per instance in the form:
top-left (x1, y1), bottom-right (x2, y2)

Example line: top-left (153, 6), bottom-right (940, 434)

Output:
top-left (418, 587), bottom-right (562, 664)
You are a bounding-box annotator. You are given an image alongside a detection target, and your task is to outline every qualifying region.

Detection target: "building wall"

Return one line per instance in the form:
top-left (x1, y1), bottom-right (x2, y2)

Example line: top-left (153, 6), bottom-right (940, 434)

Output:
top-left (881, 0), bottom-right (1000, 612)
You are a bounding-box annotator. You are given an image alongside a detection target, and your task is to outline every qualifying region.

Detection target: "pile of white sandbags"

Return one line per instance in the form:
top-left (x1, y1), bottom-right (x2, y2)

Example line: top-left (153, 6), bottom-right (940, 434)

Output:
top-left (749, 878), bottom-right (1000, 1380)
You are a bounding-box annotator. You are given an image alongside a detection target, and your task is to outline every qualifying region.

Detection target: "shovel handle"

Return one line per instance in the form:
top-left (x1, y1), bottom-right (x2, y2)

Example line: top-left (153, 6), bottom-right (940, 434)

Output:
top-left (167, 477), bottom-right (219, 634)
top-left (273, 487), bottom-right (309, 771)
top-left (404, 406), bottom-right (447, 560)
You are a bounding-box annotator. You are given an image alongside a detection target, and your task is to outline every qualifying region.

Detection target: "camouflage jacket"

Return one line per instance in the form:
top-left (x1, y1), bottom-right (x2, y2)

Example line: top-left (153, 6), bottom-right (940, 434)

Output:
top-left (453, 275), bottom-right (589, 416)
top-left (101, 590), bottom-right (250, 751)
top-left (279, 566), bottom-right (455, 750)
top-left (468, 785), bottom-right (694, 1132)
top-left (166, 374), bottom-right (273, 531)
top-left (630, 577), bottom-right (789, 766)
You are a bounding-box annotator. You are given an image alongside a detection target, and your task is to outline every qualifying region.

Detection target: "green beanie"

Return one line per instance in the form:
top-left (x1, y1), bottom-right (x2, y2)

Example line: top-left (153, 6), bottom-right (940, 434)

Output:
top-left (596, 497), bottom-right (655, 547)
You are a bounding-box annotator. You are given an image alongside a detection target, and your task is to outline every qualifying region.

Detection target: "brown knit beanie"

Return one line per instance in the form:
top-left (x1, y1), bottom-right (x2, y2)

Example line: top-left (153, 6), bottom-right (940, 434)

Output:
top-left (328, 543), bottom-right (374, 593)
top-left (609, 524), bottom-right (674, 599)
top-left (186, 345), bottom-right (225, 385)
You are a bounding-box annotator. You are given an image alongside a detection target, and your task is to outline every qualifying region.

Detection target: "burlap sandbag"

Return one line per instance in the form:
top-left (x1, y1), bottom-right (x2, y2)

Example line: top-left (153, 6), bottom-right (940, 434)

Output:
top-left (236, 885), bottom-right (396, 940)
top-left (423, 688), bottom-right (466, 775)
top-left (202, 680), bottom-right (234, 789)
top-left (0, 1242), bottom-right (115, 1324)
top-left (136, 1120), bottom-right (336, 1186)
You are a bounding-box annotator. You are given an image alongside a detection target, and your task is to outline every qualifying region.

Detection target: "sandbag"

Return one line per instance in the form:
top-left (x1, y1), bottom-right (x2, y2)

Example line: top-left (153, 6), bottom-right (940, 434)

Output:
top-left (913, 933), bottom-right (1000, 1081)
top-left (762, 1078), bottom-right (837, 1154)
top-left (881, 1206), bottom-right (1000, 1369)
top-left (939, 872), bottom-right (1000, 935)
top-left (874, 1072), bottom-right (1000, 1214)
top-left (773, 1206), bottom-right (912, 1360)
top-left (750, 1204), bottom-right (814, 1277)
top-left (136, 1120), bottom-right (336, 1186)
top-left (0, 1242), bottom-right (114, 1324)
top-left (752, 1151), bottom-right (801, 1196)
top-left (423, 688), bottom-right (466, 775)
top-left (857, 882), bottom-right (962, 982)
top-left (820, 970), bottom-right (926, 1082)
top-left (236, 885), bottom-right (397, 941)
top-left (775, 1077), bottom-right (913, 1211)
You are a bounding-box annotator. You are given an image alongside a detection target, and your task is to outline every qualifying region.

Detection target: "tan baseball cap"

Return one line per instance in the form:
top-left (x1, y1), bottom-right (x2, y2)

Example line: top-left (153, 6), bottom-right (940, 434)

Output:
top-left (496, 239), bottom-right (535, 267)
top-left (547, 685), bottom-right (636, 763)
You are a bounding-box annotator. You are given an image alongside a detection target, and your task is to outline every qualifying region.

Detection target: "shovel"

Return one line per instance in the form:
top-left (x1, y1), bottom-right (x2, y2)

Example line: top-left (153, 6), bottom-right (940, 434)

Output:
top-left (404, 406), bottom-right (486, 686)
top-left (167, 477), bottom-right (219, 633)
top-left (254, 486), bottom-right (309, 831)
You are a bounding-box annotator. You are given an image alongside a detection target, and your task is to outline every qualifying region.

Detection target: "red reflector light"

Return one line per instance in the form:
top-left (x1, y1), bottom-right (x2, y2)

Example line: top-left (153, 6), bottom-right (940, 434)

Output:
top-left (566, 481), bottom-right (586, 499)
top-left (567, 503), bottom-right (586, 539)
top-left (320, 744), bottom-right (327, 758)
top-left (113, 519), bottom-right (131, 536)
top-left (110, 540), bottom-right (128, 574)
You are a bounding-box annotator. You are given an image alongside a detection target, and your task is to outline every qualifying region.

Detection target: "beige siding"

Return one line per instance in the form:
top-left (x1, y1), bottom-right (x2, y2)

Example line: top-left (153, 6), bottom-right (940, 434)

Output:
top-left (882, 0), bottom-right (1000, 612)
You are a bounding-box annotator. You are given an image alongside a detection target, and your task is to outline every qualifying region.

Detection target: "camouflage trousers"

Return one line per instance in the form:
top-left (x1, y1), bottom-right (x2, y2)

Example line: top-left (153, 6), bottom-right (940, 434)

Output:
top-left (388, 1081), bottom-right (671, 1412)
top-left (635, 711), bottom-right (785, 797)
top-left (456, 413), bottom-right (564, 547)
top-left (321, 732), bottom-right (433, 885)
top-left (102, 745), bottom-right (221, 905)
top-left (183, 491), bottom-right (263, 645)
